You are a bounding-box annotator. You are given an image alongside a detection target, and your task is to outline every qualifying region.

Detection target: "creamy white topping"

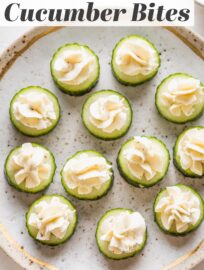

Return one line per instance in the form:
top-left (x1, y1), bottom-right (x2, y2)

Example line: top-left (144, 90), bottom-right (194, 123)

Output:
top-left (123, 137), bottom-right (164, 181)
top-left (155, 186), bottom-right (201, 233)
top-left (89, 94), bottom-right (128, 133)
top-left (28, 197), bottom-right (75, 241)
top-left (11, 143), bottom-right (51, 189)
top-left (53, 47), bottom-right (96, 86)
top-left (162, 77), bottom-right (204, 117)
top-left (115, 38), bottom-right (158, 76)
top-left (13, 91), bottom-right (57, 130)
top-left (100, 211), bottom-right (146, 254)
top-left (63, 153), bottom-right (112, 195)
top-left (178, 128), bottom-right (204, 175)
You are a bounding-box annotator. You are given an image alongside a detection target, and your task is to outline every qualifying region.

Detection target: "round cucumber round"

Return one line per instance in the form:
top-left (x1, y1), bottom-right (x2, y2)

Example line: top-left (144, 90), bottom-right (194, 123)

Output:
top-left (50, 43), bottom-right (100, 96)
top-left (111, 35), bottom-right (160, 86)
top-left (154, 184), bottom-right (204, 236)
top-left (173, 126), bottom-right (204, 177)
top-left (26, 195), bottom-right (77, 245)
top-left (117, 136), bottom-right (170, 187)
top-left (10, 86), bottom-right (60, 137)
top-left (155, 73), bottom-right (204, 124)
top-left (82, 90), bottom-right (132, 140)
top-left (96, 208), bottom-right (147, 260)
top-left (61, 150), bottom-right (113, 200)
top-left (4, 143), bottom-right (56, 193)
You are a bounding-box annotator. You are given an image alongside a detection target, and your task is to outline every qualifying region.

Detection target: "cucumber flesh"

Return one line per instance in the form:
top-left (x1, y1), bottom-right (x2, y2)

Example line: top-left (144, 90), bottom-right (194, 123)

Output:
top-left (96, 208), bottom-right (147, 260)
top-left (26, 195), bottom-right (77, 245)
top-left (117, 136), bottom-right (170, 187)
top-left (61, 150), bottom-right (113, 200)
top-left (50, 43), bottom-right (100, 96)
top-left (156, 73), bottom-right (204, 124)
top-left (111, 35), bottom-right (160, 86)
top-left (10, 86), bottom-right (60, 137)
top-left (4, 143), bottom-right (56, 193)
top-left (82, 90), bottom-right (132, 140)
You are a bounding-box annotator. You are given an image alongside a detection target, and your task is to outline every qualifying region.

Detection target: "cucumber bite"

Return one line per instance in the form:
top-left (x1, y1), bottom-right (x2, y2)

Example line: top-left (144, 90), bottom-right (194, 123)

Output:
top-left (96, 208), bottom-right (147, 260)
top-left (61, 150), bottom-right (113, 200)
top-left (111, 35), bottom-right (160, 86)
top-left (154, 184), bottom-right (204, 236)
top-left (155, 73), bottom-right (204, 124)
top-left (26, 195), bottom-right (77, 245)
top-left (50, 43), bottom-right (100, 96)
top-left (174, 126), bottom-right (204, 177)
top-left (82, 90), bottom-right (132, 140)
top-left (117, 136), bottom-right (170, 187)
top-left (10, 86), bottom-right (60, 137)
top-left (4, 143), bottom-right (56, 193)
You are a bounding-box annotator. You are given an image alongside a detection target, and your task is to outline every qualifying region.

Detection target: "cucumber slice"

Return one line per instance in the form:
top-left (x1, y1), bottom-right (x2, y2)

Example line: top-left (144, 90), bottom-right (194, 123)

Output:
top-left (111, 35), bottom-right (160, 86)
top-left (26, 195), bottom-right (77, 245)
top-left (4, 143), bottom-right (56, 193)
top-left (61, 150), bottom-right (113, 200)
top-left (96, 208), bottom-right (147, 260)
top-left (173, 126), bottom-right (204, 177)
top-left (10, 86), bottom-right (60, 137)
top-left (82, 90), bottom-right (132, 140)
top-left (50, 43), bottom-right (100, 96)
top-left (117, 136), bottom-right (170, 187)
top-left (154, 184), bottom-right (204, 236)
top-left (155, 73), bottom-right (204, 124)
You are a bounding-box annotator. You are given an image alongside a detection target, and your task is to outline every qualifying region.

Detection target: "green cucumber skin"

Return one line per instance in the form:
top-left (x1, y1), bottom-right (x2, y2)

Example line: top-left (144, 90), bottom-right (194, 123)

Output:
top-left (26, 195), bottom-right (77, 246)
top-left (117, 136), bottom-right (170, 188)
top-left (155, 73), bottom-right (204, 124)
top-left (153, 184), bottom-right (204, 236)
top-left (50, 43), bottom-right (100, 96)
top-left (173, 126), bottom-right (204, 178)
top-left (61, 150), bottom-right (114, 200)
top-left (111, 35), bottom-right (161, 86)
top-left (96, 208), bottom-right (147, 260)
top-left (81, 90), bottom-right (133, 141)
top-left (9, 86), bottom-right (61, 137)
top-left (4, 143), bottom-right (56, 193)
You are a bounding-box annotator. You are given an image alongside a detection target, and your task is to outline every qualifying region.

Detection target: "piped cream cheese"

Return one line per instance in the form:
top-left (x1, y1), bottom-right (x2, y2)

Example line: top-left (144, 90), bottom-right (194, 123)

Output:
top-left (63, 153), bottom-right (112, 195)
top-left (162, 77), bottom-right (204, 117)
top-left (100, 211), bottom-right (146, 254)
top-left (53, 47), bottom-right (96, 86)
top-left (89, 95), bottom-right (128, 133)
top-left (28, 197), bottom-right (75, 241)
top-left (11, 143), bottom-right (51, 189)
top-left (124, 137), bottom-right (164, 181)
top-left (178, 128), bottom-right (204, 175)
top-left (115, 39), bottom-right (158, 76)
top-left (155, 186), bottom-right (201, 233)
top-left (13, 91), bottom-right (57, 130)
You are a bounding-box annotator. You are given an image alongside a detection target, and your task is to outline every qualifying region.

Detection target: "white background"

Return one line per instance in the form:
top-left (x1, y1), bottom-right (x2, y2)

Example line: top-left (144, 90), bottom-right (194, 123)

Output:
top-left (0, 3), bottom-right (204, 270)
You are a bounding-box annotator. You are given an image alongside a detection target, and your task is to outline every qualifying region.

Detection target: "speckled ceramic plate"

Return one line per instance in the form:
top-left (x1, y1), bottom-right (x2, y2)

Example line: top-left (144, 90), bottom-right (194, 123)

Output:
top-left (1, 26), bottom-right (204, 270)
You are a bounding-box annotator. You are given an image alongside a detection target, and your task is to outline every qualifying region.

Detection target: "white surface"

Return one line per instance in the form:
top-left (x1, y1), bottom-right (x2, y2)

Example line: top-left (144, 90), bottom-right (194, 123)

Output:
top-left (0, 4), bottom-right (204, 270)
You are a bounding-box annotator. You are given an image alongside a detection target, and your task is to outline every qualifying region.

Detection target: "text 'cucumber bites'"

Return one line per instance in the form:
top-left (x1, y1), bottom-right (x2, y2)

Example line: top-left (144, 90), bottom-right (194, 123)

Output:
top-left (26, 195), bottom-right (77, 245)
top-left (111, 35), bottom-right (160, 86)
top-left (10, 86), bottom-right (60, 136)
top-left (82, 90), bottom-right (132, 140)
top-left (174, 126), bottom-right (204, 177)
top-left (61, 150), bottom-right (113, 200)
top-left (50, 43), bottom-right (100, 96)
top-left (156, 73), bottom-right (204, 124)
top-left (117, 136), bottom-right (170, 187)
top-left (5, 143), bottom-right (56, 193)
top-left (96, 208), bottom-right (147, 259)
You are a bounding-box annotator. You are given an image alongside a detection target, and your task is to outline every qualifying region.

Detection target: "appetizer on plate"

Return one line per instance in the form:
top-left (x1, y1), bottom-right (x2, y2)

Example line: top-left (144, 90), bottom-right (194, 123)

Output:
top-left (82, 90), bottom-right (132, 140)
top-left (96, 208), bottom-right (147, 259)
top-left (117, 136), bottom-right (170, 187)
top-left (50, 43), bottom-right (100, 96)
